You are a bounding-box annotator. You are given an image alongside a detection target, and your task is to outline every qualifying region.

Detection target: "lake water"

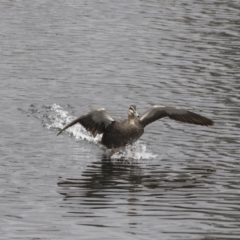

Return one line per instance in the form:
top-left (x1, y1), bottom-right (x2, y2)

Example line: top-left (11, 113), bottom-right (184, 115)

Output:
top-left (1, 0), bottom-right (240, 239)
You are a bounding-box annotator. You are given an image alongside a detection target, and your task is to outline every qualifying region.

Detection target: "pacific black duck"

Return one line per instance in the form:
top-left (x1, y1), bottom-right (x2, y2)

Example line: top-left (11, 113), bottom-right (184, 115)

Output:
top-left (57, 105), bottom-right (214, 150)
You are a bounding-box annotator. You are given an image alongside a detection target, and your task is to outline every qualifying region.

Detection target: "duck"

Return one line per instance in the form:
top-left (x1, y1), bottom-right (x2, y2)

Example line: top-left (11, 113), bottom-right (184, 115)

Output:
top-left (57, 105), bottom-right (214, 150)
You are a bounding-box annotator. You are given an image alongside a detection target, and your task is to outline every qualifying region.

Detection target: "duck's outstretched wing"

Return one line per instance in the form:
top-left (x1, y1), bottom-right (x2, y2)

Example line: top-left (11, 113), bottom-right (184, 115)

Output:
top-left (57, 108), bottom-right (114, 137)
top-left (139, 105), bottom-right (214, 127)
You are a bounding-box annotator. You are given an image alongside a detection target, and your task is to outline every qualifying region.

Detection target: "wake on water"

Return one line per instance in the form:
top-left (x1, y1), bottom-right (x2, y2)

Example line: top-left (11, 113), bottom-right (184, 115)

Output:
top-left (21, 103), bottom-right (157, 160)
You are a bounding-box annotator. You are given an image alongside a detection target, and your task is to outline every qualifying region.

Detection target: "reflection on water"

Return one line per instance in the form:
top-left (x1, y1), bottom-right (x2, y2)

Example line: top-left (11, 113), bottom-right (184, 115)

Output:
top-left (58, 157), bottom-right (214, 216)
top-left (58, 158), bottom-right (212, 200)
top-left (58, 158), bottom-right (144, 201)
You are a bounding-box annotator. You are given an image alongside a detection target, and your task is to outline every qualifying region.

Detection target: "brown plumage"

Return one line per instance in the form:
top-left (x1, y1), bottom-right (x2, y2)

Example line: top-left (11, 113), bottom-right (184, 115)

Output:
top-left (57, 105), bottom-right (214, 149)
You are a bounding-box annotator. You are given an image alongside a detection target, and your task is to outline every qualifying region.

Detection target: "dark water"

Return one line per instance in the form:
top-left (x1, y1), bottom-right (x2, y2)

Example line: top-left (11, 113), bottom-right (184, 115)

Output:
top-left (1, 0), bottom-right (240, 239)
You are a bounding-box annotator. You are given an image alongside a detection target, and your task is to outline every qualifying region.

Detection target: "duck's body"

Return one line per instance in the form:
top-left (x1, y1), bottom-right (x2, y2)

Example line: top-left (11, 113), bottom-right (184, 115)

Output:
top-left (101, 119), bottom-right (144, 149)
top-left (57, 105), bottom-right (214, 149)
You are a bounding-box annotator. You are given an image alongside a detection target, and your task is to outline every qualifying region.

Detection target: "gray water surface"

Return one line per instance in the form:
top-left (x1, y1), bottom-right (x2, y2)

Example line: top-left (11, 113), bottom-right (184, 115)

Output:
top-left (1, 0), bottom-right (240, 239)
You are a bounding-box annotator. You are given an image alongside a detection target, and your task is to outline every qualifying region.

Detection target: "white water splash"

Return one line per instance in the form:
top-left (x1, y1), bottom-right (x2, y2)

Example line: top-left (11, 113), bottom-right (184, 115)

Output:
top-left (110, 142), bottom-right (157, 160)
top-left (44, 104), bottom-right (157, 160)
top-left (46, 103), bottom-right (100, 144)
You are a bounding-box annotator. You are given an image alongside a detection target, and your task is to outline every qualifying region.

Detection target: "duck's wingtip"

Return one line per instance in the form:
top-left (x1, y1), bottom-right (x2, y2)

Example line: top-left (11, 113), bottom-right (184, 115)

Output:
top-left (206, 119), bottom-right (214, 126)
top-left (57, 130), bottom-right (62, 136)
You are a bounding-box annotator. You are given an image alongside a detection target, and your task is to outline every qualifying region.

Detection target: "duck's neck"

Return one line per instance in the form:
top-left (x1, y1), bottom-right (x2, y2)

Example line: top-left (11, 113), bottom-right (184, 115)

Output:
top-left (128, 115), bottom-right (136, 125)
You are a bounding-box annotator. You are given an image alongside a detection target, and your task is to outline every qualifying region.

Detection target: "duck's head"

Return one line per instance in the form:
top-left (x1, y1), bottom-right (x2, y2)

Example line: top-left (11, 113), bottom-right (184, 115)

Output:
top-left (128, 105), bottom-right (140, 118)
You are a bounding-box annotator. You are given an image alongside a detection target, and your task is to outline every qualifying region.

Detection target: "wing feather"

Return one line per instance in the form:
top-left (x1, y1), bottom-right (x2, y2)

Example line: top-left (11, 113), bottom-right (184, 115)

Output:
top-left (140, 105), bottom-right (214, 127)
top-left (57, 108), bottom-right (114, 136)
